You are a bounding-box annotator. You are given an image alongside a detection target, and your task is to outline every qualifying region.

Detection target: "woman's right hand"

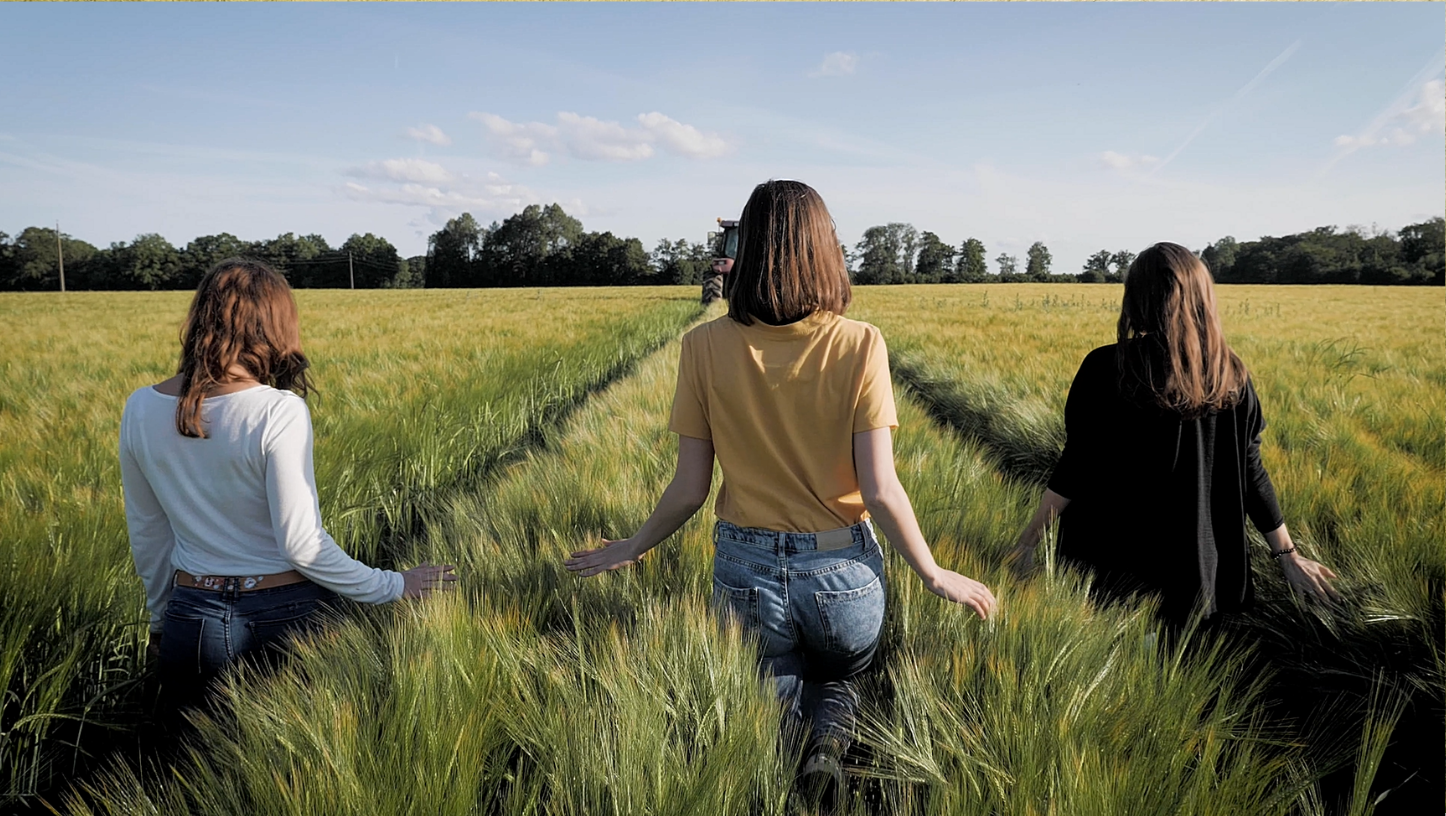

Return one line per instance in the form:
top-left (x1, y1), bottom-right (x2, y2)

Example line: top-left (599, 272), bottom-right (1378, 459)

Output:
top-left (1003, 542), bottom-right (1036, 579)
top-left (924, 569), bottom-right (997, 620)
top-left (401, 563), bottom-right (458, 599)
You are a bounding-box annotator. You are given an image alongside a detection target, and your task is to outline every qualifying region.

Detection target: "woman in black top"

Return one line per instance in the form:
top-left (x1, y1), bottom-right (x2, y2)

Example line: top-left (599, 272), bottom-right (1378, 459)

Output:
top-left (1008, 242), bottom-right (1340, 625)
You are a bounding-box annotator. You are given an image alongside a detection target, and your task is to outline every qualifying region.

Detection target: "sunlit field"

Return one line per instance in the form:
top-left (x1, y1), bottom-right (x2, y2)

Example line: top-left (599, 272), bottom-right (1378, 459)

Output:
top-left (0, 285), bottom-right (1438, 814)
top-left (0, 288), bottom-right (701, 806)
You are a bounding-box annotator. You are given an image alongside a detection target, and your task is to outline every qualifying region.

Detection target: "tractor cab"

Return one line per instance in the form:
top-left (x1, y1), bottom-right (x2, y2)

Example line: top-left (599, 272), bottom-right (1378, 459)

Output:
top-left (702, 218), bottom-right (739, 304)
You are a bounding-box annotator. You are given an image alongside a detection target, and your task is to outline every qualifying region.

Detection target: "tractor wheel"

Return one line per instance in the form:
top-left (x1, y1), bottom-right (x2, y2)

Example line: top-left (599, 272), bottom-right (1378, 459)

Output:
top-left (702, 273), bottom-right (724, 305)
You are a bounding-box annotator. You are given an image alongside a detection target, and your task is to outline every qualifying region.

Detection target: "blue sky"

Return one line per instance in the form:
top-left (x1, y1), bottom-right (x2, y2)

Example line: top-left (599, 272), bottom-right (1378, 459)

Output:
top-left (1, 3), bottom-right (1442, 274)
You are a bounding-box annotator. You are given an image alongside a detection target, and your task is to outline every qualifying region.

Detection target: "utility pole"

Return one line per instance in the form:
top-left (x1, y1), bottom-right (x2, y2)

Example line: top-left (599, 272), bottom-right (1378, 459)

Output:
top-left (56, 221), bottom-right (65, 293)
top-left (348, 251), bottom-right (355, 289)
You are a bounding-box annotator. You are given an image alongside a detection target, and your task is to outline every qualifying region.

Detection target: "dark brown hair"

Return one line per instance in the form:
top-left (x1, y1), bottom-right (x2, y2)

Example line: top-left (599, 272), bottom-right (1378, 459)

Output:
top-left (1117, 242), bottom-right (1248, 417)
top-left (727, 180), bottom-right (851, 326)
top-left (175, 259), bottom-right (311, 438)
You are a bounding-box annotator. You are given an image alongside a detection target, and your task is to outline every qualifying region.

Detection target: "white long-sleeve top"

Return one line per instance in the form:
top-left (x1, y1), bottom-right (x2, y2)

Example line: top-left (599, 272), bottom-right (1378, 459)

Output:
top-left (119, 384), bottom-right (403, 633)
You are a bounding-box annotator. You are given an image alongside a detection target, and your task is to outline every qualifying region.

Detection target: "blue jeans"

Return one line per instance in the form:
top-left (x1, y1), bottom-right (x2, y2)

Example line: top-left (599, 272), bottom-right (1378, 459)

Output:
top-left (159, 580), bottom-right (336, 701)
top-left (711, 519), bottom-right (886, 751)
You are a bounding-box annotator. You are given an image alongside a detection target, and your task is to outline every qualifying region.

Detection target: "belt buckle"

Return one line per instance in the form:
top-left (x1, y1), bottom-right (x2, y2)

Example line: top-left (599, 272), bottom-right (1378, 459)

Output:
top-left (815, 527), bottom-right (854, 551)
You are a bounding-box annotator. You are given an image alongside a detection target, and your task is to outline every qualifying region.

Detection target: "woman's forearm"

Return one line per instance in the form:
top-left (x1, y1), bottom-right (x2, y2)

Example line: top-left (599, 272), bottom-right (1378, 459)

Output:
top-left (626, 478), bottom-right (708, 555)
top-left (865, 482), bottom-right (941, 583)
top-left (1017, 491), bottom-right (1069, 547)
top-left (1262, 523), bottom-right (1302, 562)
top-left (1017, 488), bottom-right (1071, 549)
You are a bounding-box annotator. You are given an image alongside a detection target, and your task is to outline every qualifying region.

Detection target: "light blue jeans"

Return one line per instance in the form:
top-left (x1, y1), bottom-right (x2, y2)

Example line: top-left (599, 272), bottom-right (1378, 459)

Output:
top-left (711, 519), bottom-right (886, 751)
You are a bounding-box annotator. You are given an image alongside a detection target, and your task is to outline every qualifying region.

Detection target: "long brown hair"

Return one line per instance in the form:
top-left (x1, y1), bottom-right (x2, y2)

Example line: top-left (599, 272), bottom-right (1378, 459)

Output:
top-left (175, 259), bottom-right (311, 438)
top-left (727, 180), bottom-right (851, 326)
top-left (1117, 242), bottom-right (1248, 417)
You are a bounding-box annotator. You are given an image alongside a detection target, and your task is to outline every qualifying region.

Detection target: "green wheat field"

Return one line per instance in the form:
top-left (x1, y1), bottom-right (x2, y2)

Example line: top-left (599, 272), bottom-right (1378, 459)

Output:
top-left (0, 285), bottom-right (1439, 815)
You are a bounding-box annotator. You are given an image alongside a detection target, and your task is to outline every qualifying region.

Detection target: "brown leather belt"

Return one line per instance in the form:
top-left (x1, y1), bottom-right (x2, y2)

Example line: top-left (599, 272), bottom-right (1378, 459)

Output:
top-left (175, 569), bottom-right (309, 592)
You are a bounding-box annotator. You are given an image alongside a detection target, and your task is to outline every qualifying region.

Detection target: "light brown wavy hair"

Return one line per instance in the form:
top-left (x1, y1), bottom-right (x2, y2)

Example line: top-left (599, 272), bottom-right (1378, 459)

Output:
top-left (728, 180), bottom-right (851, 326)
top-left (1117, 242), bottom-right (1248, 417)
top-left (175, 259), bottom-right (311, 438)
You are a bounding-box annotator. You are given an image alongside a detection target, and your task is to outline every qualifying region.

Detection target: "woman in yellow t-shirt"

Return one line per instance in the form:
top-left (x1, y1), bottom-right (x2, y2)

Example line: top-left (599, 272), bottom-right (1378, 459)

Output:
top-left (566, 180), bottom-right (996, 805)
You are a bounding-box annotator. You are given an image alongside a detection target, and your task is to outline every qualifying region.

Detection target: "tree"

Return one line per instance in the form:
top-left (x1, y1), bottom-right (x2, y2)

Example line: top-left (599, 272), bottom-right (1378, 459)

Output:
top-left (480, 204), bottom-right (586, 286)
top-left (6, 227), bottom-right (98, 290)
top-left (913, 231), bottom-right (955, 283)
top-left (956, 238), bottom-right (987, 282)
top-left (1079, 250), bottom-right (1113, 283)
top-left (1400, 216), bottom-right (1445, 284)
top-left (1025, 241), bottom-right (1052, 281)
top-left (255, 233), bottom-right (332, 286)
top-left (181, 233), bottom-right (249, 288)
top-left (425, 213), bottom-right (484, 288)
top-left (339, 233), bottom-right (402, 288)
top-left (898, 225), bottom-right (919, 280)
top-left (561, 231), bottom-right (650, 286)
top-left (0, 232), bottom-right (13, 290)
top-left (1200, 236), bottom-right (1238, 281)
top-left (1109, 250), bottom-right (1137, 283)
top-left (650, 239), bottom-right (710, 286)
top-left (996, 253), bottom-right (1018, 278)
top-left (110, 233), bottom-right (182, 289)
top-left (391, 256), bottom-right (425, 289)
top-left (854, 223), bottom-right (917, 284)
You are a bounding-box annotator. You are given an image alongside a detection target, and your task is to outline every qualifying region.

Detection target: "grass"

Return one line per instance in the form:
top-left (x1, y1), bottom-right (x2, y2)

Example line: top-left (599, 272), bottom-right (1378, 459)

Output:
top-left (849, 283), bottom-right (1445, 809)
top-left (4, 283), bottom-right (1437, 813)
top-left (62, 304), bottom-right (1359, 816)
top-left (0, 287), bottom-right (700, 807)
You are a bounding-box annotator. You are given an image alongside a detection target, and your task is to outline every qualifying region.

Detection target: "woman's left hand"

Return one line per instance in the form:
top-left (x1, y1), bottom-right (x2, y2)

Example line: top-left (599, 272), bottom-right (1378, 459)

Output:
top-left (1280, 554), bottom-right (1343, 604)
top-left (565, 538), bottom-right (646, 578)
top-left (1003, 543), bottom-right (1037, 579)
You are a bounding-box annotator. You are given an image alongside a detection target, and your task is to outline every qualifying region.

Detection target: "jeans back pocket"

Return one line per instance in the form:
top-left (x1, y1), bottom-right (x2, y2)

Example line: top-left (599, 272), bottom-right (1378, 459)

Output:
top-left (815, 576), bottom-right (885, 656)
top-left (711, 578), bottom-right (761, 634)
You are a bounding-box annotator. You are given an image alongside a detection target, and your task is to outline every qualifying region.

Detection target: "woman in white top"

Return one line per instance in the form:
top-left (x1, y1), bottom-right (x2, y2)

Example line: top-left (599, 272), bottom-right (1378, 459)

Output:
top-left (120, 258), bottom-right (454, 696)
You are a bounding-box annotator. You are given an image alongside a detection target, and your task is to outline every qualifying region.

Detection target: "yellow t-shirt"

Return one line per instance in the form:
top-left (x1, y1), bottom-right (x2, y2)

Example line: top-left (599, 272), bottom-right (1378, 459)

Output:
top-left (669, 311), bottom-right (899, 532)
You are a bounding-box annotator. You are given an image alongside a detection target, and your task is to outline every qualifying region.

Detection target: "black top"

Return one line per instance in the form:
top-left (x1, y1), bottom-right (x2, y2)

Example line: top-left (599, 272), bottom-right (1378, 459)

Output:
top-left (1047, 343), bottom-right (1285, 622)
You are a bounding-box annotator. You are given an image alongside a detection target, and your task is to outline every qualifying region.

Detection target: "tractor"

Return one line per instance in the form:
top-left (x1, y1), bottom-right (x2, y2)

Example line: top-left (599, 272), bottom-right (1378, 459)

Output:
top-left (702, 218), bottom-right (739, 305)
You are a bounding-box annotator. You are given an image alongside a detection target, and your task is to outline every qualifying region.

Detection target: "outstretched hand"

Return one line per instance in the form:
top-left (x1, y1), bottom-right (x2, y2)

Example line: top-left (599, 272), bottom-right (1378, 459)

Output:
top-left (924, 568), bottom-right (998, 620)
top-left (1280, 555), bottom-right (1342, 605)
top-left (401, 563), bottom-right (458, 599)
top-left (1003, 543), bottom-right (1036, 580)
top-left (565, 538), bottom-right (645, 578)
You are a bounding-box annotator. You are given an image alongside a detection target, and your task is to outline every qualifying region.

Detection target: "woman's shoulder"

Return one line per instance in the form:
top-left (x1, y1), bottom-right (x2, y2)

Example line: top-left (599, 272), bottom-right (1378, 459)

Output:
top-left (825, 315), bottom-right (885, 350)
top-left (1074, 343), bottom-right (1119, 377)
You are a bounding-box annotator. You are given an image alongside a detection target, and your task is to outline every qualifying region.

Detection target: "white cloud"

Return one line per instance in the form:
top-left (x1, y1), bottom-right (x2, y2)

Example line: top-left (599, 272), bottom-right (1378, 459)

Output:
top-left (809, 51), bottom-right (858, 78)
top-left (405, 124), bottom-right (452, 146)
top-left (471, 111), bottom-right (731, 164)
top-left (1334, 79), bottom-right (1444, 150)
top-left (556, 112), bottom-right (654, 161)
top-left (342, 175), bottom-right (539, 214)
top-left (637, 112), bottom-right (732, 159)
top-left (1098, 151), bottom-right (1160, 172)
top-left (347, 158), bottom-right (453, 184)
top-left (471, 112), bottom-right (558, 166)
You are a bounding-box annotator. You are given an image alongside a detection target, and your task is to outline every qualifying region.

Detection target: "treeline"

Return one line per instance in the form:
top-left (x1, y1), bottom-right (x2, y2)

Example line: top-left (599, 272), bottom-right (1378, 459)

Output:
top-left (4, 209), bottom-right (1441, 291)
top-left (849, 224), bottom-right (1137, 284)
top-left (423, 204), bottom-right (711, 288)
top-left (0, 205), bottom-right (706, 291)
top-left (0, 227), bottom-right (419, 292)
top-left (1201, 219), bottom-right (1443, 285)
top-left (850, 217), bottom-right (1445, 285)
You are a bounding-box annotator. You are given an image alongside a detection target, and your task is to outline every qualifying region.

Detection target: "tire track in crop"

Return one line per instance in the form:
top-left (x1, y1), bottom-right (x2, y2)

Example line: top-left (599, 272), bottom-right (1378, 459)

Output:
top-left (367, 303), bottom-right (707, 571)
top-left (889, 352), bottom-right (1064, 487)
